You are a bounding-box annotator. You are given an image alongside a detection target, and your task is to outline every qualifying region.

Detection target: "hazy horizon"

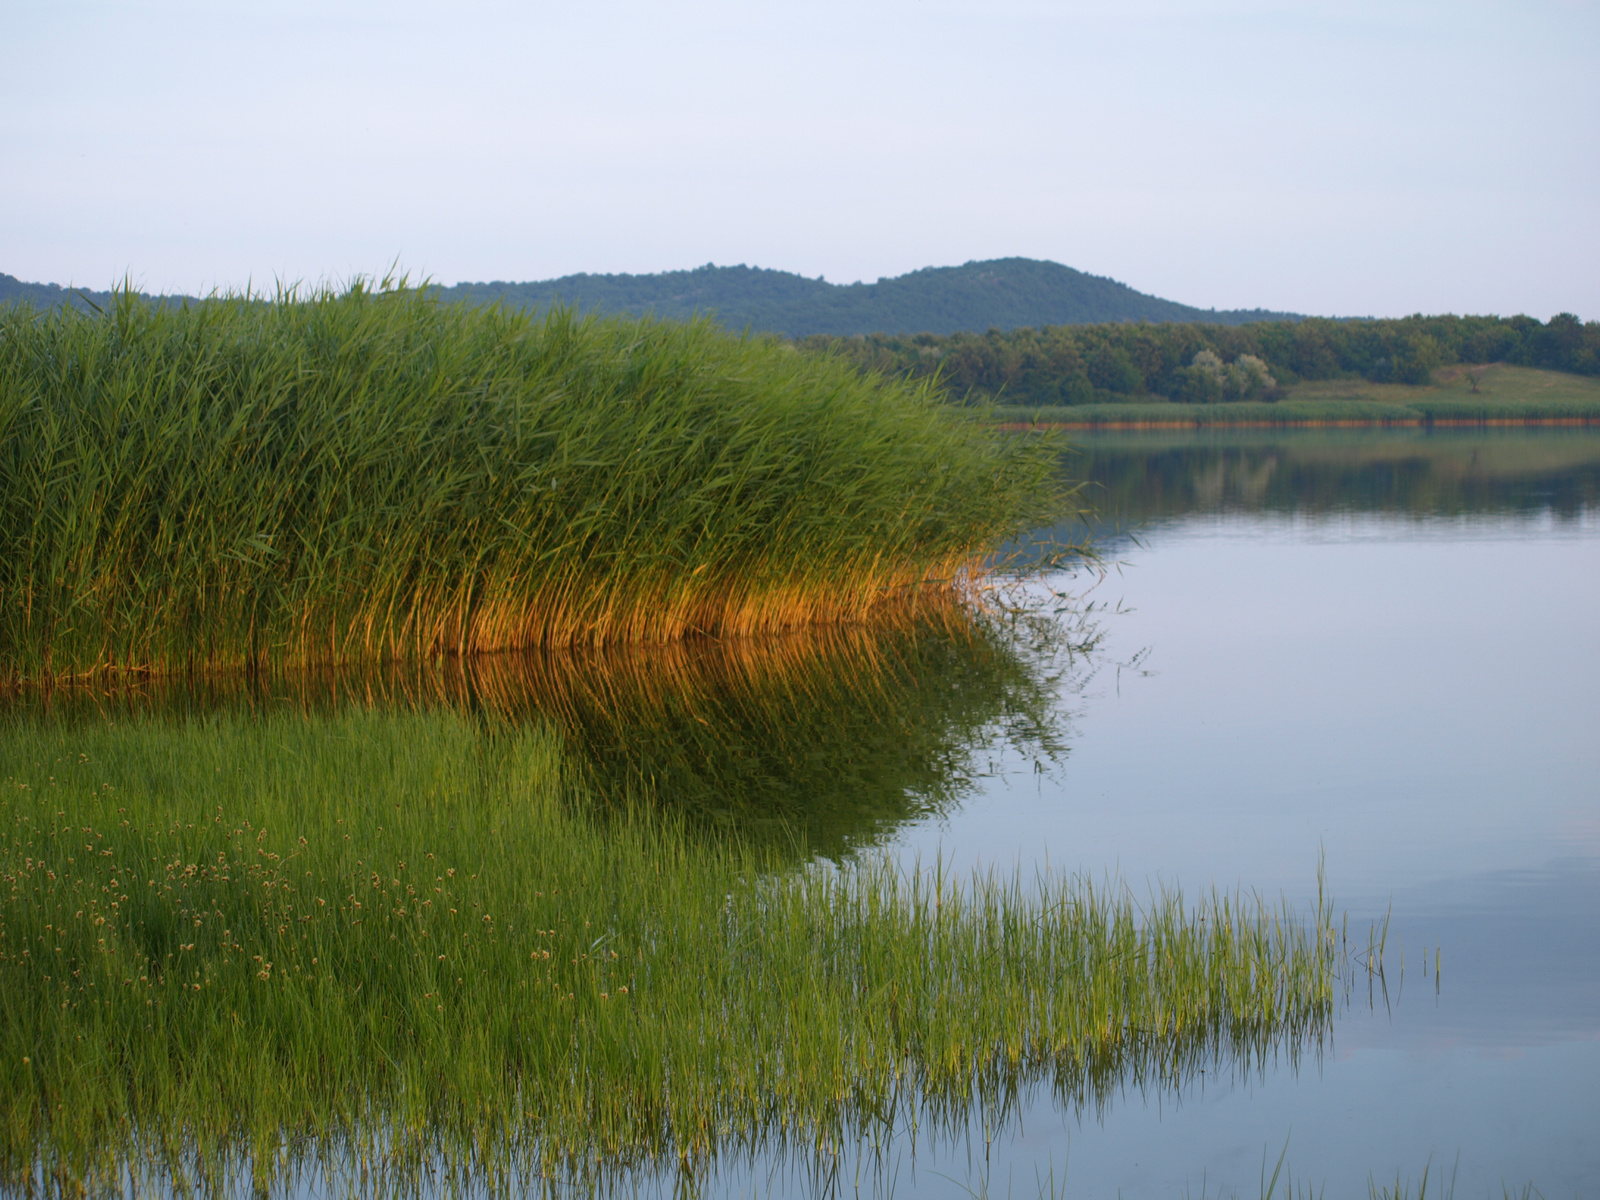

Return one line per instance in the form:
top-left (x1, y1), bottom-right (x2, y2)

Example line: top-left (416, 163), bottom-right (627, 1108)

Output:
top-left (4, 1), bottom-right (1596, 320)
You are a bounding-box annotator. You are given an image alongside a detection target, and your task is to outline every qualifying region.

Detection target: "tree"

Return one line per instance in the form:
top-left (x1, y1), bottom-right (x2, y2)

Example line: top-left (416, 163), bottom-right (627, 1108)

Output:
top-left (1087, 346), bottom-right (1142, 394)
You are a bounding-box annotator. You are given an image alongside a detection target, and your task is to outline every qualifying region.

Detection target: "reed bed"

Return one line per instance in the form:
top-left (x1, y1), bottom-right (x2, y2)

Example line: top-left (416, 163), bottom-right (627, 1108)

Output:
top-left (1, 705), bottom-right (1339, 1197)
top-left (0, 284), bottom-right (1064, 683)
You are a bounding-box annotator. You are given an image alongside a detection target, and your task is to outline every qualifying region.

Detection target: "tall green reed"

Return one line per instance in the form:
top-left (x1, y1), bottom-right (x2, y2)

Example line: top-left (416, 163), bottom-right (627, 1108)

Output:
top-left (1, 704), bottom-right (1338, 1197)
top-left (0, 283), bottom-right (1067, 682)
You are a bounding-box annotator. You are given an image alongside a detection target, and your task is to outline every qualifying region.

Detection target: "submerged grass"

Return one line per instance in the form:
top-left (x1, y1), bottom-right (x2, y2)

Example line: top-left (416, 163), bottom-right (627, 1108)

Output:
top-left (0, 284), bottom-right (1065, 682)
top-left (1, 703), bottom-right (1340, 1196)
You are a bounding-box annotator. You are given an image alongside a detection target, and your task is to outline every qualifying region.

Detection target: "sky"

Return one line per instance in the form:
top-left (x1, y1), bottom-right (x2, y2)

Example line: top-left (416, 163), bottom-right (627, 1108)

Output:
top-left (3, 0), bottom-right (1597, 318)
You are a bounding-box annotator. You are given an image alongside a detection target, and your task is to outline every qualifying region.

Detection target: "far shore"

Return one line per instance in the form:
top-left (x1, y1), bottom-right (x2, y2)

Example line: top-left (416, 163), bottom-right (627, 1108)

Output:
top-left (988, 363), bottom-right (1600, 431)
top-left (1001, 415), bottom-right (1600, 432)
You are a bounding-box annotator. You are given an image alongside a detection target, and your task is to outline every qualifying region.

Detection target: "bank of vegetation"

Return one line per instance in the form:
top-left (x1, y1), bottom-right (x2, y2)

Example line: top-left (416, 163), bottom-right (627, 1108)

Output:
top-left (996, 365), bottom-right (1600, 428)
top-left (1, 698), bottom-right (1344, 1196)
top-left (0, 285), bottom-right (1063, 684)
top-left (801, 313), bottom-right (1600, 420)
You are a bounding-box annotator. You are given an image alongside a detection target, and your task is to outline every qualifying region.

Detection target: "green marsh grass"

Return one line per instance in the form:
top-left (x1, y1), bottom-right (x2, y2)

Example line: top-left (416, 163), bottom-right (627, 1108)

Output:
top-left (0, 284), bottom-right (1065, 682)
top-left (1, 698), bottom-right (1342, 1196)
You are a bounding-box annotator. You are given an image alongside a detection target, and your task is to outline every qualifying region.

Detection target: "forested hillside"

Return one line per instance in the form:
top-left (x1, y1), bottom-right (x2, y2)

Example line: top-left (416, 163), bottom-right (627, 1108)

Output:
top-left (0, 274), bottom-right (109, 311)
top-left (4, 259), bottom-right (1293, 334)
top-left (8, 267), bottom-right (1593, 410)
top-left (430, 258), bottom-right (1300, 336)
top-left (0, 274), bottom-right (175, 312)
top-left (804, 314), bottom-right (1600, 406)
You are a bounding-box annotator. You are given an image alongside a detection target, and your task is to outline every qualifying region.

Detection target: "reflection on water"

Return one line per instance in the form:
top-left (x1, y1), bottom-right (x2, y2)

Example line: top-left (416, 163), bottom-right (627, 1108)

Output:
top-left (897, 428), bottom-right (1600, 1197)
top-left (1070, 427), bottom-right (1600, 527)
top-left (1338, 857), bottom-right (1600, 1050)
top-left (5, 611), bottom-right (1080, 862)
top-left (0, 611), bottom-right (1359, 1200)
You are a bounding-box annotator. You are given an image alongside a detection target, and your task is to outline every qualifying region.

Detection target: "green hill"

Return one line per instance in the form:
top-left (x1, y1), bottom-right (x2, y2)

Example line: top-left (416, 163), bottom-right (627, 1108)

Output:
top-left (3, 258), bottom-right (1297, 335)
top-left (0, 274), bottom-right (173, 313)
top-left (434, 258), bottom-right (1301, 335)
top-left (0, 274), bottom-right (105, 311)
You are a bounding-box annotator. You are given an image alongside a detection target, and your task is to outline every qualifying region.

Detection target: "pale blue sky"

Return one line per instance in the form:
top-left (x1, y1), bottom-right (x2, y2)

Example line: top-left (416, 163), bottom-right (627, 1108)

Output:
top-left (4, 0), bottom-right (1596, 317)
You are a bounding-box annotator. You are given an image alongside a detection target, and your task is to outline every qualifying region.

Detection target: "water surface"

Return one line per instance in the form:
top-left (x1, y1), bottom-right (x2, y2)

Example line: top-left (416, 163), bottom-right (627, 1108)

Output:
top-left (883, 428), bottom-right (1600, 1197)
top-left (4, 427), bottom-right (1596, 1198)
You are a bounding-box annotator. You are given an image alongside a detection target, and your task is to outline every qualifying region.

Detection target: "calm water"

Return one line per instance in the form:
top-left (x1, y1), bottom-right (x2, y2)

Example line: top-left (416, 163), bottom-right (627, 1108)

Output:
top-left (876, 429), bottom-right (1600, 1198)
top-left (6, 428), bottom-right (1597, 1197)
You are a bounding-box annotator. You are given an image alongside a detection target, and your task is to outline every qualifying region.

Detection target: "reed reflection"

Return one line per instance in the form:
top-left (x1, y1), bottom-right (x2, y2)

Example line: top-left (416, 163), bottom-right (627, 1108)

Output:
top-left (0, 608), bottom-right (1354, 1200)
top-left (6, 608), bottom-right (1078, 858)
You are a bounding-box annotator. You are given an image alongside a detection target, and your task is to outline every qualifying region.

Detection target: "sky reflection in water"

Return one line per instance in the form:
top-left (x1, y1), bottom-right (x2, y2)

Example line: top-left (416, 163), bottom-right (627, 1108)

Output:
top-left (882, 430), bottom-right (1600, 1198)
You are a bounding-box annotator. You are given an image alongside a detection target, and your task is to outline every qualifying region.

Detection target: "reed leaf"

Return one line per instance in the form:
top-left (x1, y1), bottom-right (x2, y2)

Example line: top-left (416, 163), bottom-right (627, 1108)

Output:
top-left (0, 284), bottom-right (1068, 682)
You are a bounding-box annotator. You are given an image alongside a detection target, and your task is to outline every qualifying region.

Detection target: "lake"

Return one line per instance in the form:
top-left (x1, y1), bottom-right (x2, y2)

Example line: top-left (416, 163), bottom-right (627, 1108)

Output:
top-left (874, 428), bottom-right (1600, 1198)
top-left (3, 427), bottom-right (1595, 1198)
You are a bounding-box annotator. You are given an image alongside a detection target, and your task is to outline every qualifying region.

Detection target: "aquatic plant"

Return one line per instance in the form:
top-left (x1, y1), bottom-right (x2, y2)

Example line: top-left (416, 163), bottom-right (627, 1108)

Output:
top-left (0, 283), bottom-right (1066, 682)
top-left (1, 704), bottom-right (1339, 1197)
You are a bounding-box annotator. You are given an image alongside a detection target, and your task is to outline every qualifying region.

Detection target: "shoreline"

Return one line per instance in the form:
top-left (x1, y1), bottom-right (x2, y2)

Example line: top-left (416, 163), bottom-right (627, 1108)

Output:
top-left (998, 415), bottom-right (1600, 432)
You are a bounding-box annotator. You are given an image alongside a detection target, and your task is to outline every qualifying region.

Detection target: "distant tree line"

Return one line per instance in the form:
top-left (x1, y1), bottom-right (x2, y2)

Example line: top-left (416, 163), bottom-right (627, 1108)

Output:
top-left (797, 314), bottom-right (1600, 406)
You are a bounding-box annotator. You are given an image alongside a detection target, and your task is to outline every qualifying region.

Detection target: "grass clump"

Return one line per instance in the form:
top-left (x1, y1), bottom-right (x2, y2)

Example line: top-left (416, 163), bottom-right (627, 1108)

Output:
top-left (0, 283), bottom-right (1064, 682)
top-left (0, 703), bottom-right (1339, 1196)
